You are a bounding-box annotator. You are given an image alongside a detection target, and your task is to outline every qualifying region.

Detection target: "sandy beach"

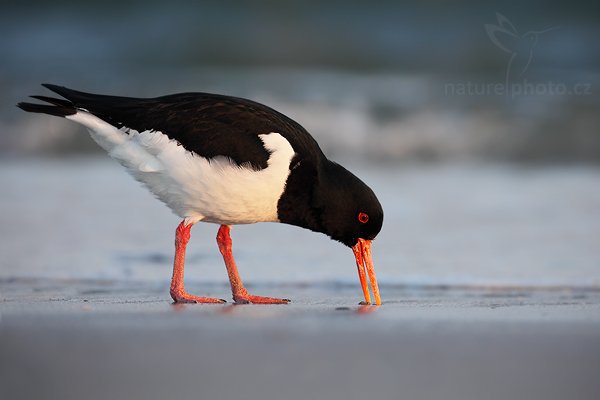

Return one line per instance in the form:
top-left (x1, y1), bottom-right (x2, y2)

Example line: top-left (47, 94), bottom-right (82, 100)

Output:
top-left (1, 159), bottom-right (599, 400)
top-left (1, 278), bottom-right (599, 400)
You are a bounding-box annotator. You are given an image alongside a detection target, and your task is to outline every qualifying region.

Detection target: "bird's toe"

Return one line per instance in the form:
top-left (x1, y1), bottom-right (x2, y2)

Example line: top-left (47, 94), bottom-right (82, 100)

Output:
top-left (233, 294), bottom-right (290, 304)
top-left (171, 290), bottom-right (226, 304)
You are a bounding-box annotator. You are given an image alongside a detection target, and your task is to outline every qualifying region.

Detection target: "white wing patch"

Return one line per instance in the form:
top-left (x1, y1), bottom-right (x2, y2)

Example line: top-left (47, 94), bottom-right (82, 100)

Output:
top-left (66, 111), bottom-right (295, 225)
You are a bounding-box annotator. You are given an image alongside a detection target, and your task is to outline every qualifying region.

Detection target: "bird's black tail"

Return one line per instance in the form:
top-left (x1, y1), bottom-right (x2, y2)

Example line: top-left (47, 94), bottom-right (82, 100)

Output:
top-left (17, 84), bottom-right (78, 117)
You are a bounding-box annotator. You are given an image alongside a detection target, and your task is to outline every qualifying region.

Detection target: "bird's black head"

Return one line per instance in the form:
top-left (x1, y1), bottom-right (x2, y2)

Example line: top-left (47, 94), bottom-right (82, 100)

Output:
top-left (278, 158), bottom-right (383, 246)
top-left (277, 158), bottom-right (384, 304)
top-left (311, 161), bottom-right (383, 247)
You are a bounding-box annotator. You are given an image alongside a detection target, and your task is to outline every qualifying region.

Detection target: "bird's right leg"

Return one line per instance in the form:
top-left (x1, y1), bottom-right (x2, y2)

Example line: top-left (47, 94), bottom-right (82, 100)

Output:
top-left (170, 220), bottom-right (226, 303)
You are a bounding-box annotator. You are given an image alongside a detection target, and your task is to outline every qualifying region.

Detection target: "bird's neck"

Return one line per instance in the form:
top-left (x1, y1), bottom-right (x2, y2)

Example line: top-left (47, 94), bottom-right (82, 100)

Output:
top-left (277, 158), bottom-right (353, 237)
top-left (277, 156), bottom-right (325, 234)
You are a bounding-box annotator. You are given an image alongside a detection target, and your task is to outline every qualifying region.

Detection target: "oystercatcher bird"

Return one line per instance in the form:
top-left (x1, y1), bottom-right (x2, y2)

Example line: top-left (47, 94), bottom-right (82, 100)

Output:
top-left (18, 84), bottom-right (383, 305)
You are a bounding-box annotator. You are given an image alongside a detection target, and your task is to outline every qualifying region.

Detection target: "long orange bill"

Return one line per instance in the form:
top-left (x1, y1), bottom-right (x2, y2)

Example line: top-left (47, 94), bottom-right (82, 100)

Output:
top-left (351, 239), bottom-right (381, 305)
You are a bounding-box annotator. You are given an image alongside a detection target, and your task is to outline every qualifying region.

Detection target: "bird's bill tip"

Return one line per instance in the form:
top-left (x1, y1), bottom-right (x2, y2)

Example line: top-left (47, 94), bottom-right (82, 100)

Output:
top-left (352, 239), bottom-right (381, 305)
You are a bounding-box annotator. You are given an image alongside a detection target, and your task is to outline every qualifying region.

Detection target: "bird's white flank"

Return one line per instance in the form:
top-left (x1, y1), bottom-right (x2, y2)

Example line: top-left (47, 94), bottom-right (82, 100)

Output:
top-left (66, 111), bottom-right (296, 225)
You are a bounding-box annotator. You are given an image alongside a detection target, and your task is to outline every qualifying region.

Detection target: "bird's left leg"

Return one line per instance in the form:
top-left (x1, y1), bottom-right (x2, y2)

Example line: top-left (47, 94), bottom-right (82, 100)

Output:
top-left (217, 225), bottom-right (290, 304)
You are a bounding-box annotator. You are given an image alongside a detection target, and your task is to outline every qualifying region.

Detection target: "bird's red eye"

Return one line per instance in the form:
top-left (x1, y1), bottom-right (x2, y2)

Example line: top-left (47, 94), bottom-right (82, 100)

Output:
top-left (358, 212), bottom-right (369, 224)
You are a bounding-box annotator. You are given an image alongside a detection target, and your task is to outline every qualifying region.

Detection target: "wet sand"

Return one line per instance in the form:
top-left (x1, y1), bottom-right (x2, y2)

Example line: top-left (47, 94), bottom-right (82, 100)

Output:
top-left (1, 278), bottom-right (599, 400)
top-left (1, 160), bottom-right (600, 399)
top-left (1, 159), bottom-right (599, 288)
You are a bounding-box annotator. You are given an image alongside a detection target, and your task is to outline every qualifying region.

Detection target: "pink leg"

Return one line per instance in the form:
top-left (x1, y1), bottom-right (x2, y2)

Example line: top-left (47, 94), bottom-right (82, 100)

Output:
top-left (170, 220), bottom-right (226, 304)
top-left (217, 225), bottom-right (290, 304)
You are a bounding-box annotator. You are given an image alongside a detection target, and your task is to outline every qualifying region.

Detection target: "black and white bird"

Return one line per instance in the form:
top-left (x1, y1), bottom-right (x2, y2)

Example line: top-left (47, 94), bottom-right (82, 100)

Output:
top-left (18, 84), bottom-right (383, 305)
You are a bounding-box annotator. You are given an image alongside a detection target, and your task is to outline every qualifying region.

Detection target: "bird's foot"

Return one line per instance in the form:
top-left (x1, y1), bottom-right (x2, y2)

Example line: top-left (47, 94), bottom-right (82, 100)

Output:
top-left (171, 289), bottom-right (226, 304)
top-left (233, 293), bottom-right (290, 304)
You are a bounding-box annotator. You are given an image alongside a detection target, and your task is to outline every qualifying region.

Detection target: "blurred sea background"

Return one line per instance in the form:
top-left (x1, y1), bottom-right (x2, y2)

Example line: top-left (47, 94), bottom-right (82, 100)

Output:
top-left (1, 0), bottom-right (599, 289)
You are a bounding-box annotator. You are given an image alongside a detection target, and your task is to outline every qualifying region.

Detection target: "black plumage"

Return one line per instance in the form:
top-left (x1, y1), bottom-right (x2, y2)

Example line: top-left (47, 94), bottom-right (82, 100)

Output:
top-left (19, 84), bottom-right (322, 171)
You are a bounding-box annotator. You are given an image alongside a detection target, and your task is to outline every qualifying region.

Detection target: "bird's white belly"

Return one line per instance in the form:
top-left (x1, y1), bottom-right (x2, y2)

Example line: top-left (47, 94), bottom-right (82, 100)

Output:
top-left (66, 111), bottom-right (295, 225)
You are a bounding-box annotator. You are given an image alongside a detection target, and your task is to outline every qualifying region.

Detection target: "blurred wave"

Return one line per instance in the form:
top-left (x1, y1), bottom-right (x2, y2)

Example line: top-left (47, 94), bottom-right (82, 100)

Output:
top-left (2, 1), bottom-right (599, 162)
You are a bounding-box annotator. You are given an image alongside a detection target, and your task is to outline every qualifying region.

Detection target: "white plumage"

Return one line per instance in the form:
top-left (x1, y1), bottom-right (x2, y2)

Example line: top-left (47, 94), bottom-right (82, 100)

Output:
top-left (66, 111), bottom-right (295, 225)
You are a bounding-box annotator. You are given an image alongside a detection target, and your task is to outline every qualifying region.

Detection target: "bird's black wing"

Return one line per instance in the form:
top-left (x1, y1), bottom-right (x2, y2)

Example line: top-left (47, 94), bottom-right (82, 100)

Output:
top-left (24, 84), bottom-right (324, 170)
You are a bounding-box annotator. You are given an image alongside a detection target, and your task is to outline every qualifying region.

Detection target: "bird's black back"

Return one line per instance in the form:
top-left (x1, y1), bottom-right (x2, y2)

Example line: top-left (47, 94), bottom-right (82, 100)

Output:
top-left (36, 84), bottom-right (325, 170)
